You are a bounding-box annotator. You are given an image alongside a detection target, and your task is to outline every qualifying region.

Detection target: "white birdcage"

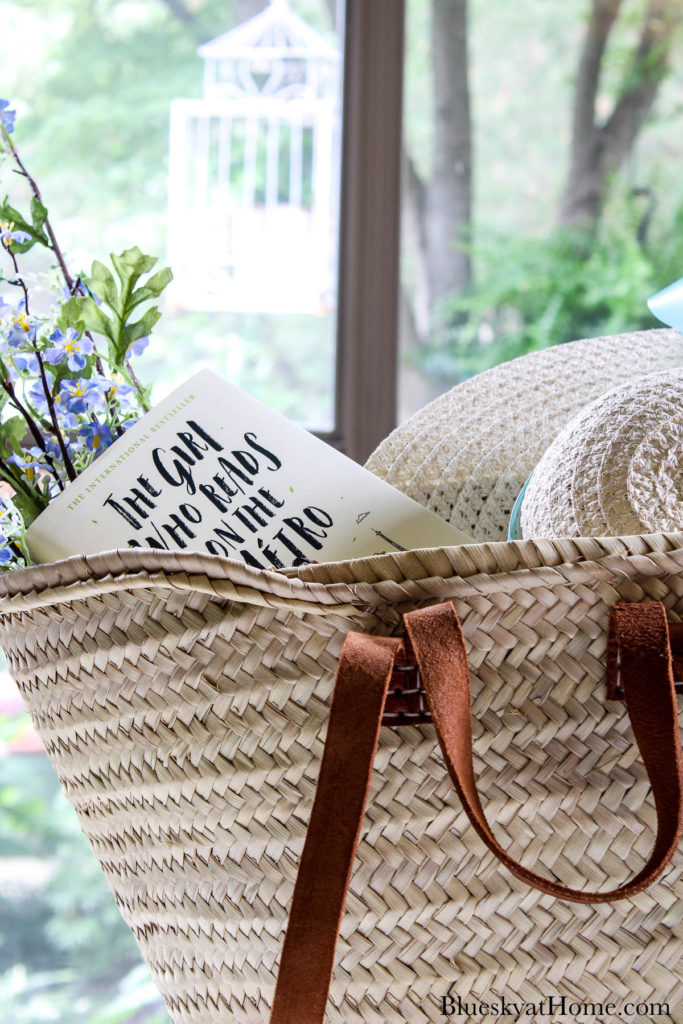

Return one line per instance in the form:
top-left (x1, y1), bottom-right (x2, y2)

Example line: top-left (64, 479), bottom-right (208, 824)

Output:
top-left (167, 0), bottom-right (341, 315)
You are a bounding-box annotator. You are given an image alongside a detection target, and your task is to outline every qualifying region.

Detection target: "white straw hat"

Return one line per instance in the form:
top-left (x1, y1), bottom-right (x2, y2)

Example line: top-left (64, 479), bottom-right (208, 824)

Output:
top-left (519, 368), bottom-right (683, 539)
top-left (365, 328), bottom-right (683, 543)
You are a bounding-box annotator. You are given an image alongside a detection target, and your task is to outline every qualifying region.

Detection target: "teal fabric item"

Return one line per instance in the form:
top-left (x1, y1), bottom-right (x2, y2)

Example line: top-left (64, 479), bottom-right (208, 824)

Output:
top-left (507, 473), bottom-right (533, 541)
top-left (648, 277), bottom-right (683, 333)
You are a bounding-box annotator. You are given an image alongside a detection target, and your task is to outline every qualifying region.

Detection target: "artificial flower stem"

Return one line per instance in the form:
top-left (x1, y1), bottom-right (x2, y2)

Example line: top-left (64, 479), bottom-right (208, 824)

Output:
top-left (1, 206), bottom-right (73, 487)
top-left (0, 381), bottom-right (67, 492)
top-left (5, 249), bottom-right (30, 312)
top-left (5, 136), bottom-right (107, 378)
top-left (87, 329), bottom-right (105, 376)
top-left (5, 134), bottom-right (76, 293)
top-left (11, 307), bottom-right (78, 484)
top-left (65, 280), bottom-right (105, 373)
top-left (33, 352), bottom-right (78, 482)
top-left (125, 357), bottom-right (150, 411)
top-left (2, 380), bottom-right (52, 452)
top-left (6, 220), bottom-right (86, 482)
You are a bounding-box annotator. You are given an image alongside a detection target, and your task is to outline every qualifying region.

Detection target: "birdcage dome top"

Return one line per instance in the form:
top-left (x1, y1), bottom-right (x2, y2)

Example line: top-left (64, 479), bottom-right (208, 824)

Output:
top-left (168, 0), bottom-right (341, 315)
top-left (198, 0), bottom-right (339, 64)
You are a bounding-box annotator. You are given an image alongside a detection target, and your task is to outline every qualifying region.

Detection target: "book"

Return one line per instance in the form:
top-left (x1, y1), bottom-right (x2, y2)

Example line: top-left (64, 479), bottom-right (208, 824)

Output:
top-left (26, 370), bottom-right (471, 567)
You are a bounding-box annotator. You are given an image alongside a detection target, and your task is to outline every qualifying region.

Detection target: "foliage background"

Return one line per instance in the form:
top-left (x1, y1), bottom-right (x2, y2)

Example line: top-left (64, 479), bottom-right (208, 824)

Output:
top-left (2, 0), bottom-right (339, 432)
top-left (401, 0), bottom-right (683, 409)
top-left (0, 741), bottom-right (170, 1023)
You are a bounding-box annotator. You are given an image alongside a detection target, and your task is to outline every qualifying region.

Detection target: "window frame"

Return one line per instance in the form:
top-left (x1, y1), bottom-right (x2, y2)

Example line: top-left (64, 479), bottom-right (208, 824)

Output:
top-left (318, 0), bottom-right (405, 465)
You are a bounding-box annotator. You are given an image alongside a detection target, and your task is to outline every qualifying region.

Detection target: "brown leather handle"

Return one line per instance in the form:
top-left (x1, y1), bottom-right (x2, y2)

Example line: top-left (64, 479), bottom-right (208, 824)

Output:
top-left (404, 600), bottom-right (683, 904)
top-left (269, 600), bottom-right (683, 1023)
top-left (269, 632), bottom-right (401, 1024)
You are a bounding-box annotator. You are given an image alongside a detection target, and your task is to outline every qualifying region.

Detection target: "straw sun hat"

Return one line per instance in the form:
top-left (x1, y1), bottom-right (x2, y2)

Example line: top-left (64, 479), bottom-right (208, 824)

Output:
top-left (365, 327), bottom-right (683, 543)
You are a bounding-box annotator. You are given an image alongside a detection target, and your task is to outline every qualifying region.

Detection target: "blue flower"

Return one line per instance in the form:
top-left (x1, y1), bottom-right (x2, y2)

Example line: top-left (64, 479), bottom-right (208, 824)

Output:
top-left (0, 494), bottom-right (27, 568)
top-left (12, 351), bottom-right (40, 374)
top-left (44, 438), bottom-right (67, 460)
top-left (0, 99), bottom-right (16, 135)
top-left (0, 534), bottom-right (24, 570)
top-left (129, 335), bottom-right (149, 357)
top-left (0, 222), bottom-right (30, 249)
top-left (45, 327), bottom-right (94, 372)
top-left (6, 305), bottom-right (37, 347)
top-left (58, 378), bottom-right (105, 415)
top-left (78, 420), bottom-right (112, 453)
top-left (58, 410), bottom-right (80, 430)
top-left (7, 447), bottom-right (51, 484)
top-left (0, 545), bottom-right (15, 566)
top-left (91, 373), bottom-right (136, 410)
top-left (28, 372), bottom-right (55, 414)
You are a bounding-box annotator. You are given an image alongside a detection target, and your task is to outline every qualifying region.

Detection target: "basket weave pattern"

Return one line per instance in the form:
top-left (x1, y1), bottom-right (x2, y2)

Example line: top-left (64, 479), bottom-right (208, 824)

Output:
top-left (1, 536), bottom-right (683, 1023)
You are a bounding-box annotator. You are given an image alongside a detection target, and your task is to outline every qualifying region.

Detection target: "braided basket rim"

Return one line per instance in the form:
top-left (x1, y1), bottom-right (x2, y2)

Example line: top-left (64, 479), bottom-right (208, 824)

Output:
top-left (0, 532), bottom-right (681, 615)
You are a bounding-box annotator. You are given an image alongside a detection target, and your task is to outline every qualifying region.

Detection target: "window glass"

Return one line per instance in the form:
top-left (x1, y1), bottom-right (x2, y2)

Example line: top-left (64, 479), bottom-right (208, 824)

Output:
top-left (0, 2), bottom-right (345, 1020)
top-left (399, 0), bottom-right (683, 424)
top-left (3, 0), bottom-right (344, 431)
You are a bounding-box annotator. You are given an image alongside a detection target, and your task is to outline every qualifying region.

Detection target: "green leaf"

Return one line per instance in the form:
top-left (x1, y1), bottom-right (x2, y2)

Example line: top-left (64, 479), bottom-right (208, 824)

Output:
top-left (75, 295), bottom-right (116, 342)
top-left (9, 485), bottom-right (46, 525)
top-left (0, 197), bottom-right (49, 254)
top-left (0, 415), bottom-right (26, 459)
top-left (121, 306), bottom-right (162, 350)
top-left (0, 440), bottom-right (47, 522)
top-left (56, 296), bottom-right (86, 336)
top-left (124, 266), bottom-right (173, 309)
top-left (111, 246), bottom-right (158, 283)
top-left (88, 259), bottom-right (119, 310)
top-left (0, 198), bottom-right (32, 235)
top-left (81, 246), bottom-right (172, 369)
top-left (30, 196), bottom-right (48, 233)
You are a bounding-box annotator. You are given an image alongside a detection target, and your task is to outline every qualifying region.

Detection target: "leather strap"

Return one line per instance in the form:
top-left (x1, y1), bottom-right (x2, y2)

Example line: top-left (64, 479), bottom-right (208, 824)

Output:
top-left (404, 601), bottom-right (683, 903)
top-left (269, 601), bottom-right (683, 1023)
top-left (268, 631), bottom-right (401, 1024)
top-left (669, 620), bottom-right (683, 681)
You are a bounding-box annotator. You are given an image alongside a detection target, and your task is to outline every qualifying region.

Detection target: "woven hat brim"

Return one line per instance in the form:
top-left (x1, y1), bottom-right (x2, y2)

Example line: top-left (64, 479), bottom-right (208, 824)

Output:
top-left (519, 369), bottom-right (683, 538)
top-left (365, 329), bottom-right (683, 542)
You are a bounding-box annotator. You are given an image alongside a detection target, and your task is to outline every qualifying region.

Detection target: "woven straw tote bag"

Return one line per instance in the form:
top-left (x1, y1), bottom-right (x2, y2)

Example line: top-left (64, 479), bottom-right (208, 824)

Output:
top-left (1, 532), bottom-right (683, 1024)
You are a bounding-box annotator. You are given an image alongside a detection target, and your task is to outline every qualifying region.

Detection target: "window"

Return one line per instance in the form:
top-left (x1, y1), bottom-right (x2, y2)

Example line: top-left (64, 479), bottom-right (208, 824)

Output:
top-left (0, 2), bottom-right (405, 1019)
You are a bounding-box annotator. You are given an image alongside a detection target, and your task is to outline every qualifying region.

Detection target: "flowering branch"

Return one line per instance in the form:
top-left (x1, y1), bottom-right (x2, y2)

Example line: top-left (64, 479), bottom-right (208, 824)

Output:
top-left (1, 123), bottom-right (76, 292)
top-left (0, 98), bottom-right (171, 568)
top-left (2, 246), bottom-right (76, 482)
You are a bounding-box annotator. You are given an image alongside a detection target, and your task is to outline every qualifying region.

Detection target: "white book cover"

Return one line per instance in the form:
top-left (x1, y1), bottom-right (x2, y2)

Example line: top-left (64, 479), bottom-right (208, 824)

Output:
top-left (26, 370), bottom-right (470, 567)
